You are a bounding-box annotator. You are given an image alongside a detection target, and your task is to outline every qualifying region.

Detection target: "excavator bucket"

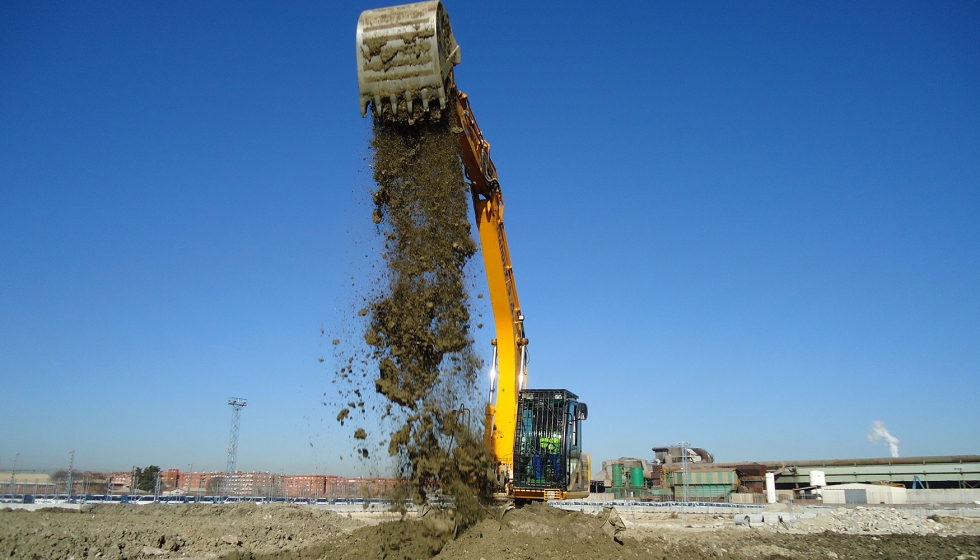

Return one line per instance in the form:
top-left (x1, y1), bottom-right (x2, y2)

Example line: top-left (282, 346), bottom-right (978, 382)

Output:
top-left (356, 1), bottom-right (461, 122)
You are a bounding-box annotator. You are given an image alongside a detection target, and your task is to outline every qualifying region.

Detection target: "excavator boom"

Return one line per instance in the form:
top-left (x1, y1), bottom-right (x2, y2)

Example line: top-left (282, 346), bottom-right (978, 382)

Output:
top-left (454, 91), bottom-right (527, 473)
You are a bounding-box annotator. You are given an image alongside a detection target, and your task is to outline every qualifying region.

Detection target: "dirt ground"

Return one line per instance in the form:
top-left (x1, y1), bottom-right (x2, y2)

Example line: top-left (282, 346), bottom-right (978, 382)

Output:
top-left (2, 502), bottom-right (979, 560)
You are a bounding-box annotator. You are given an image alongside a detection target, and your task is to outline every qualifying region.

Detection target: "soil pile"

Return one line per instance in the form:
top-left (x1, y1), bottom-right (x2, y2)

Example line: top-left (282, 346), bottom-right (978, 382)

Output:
top-left (331, 509), bottom-right (458, 560)
top-left (348, 97), bottom-right (492, 528)
top-left (0, 503), bottom-right (364, 560)
top-left (3, 503), bottom-right (979, 559)
top-left (436, 502), bottom-right (647, 559)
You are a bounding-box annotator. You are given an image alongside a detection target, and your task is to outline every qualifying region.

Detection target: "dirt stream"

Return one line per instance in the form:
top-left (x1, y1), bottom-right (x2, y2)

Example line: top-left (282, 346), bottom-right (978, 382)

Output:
top-left (333, 93), bottom-right (492, 527)
top-left (3, 503), bottom-right (979, 559)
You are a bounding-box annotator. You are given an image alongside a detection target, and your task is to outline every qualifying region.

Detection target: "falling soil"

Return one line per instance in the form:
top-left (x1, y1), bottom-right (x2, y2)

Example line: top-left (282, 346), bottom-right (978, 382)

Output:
top-left (365, 106), bottom-right (477, 410)
top-left (335, 91), bottom-right (493, 530)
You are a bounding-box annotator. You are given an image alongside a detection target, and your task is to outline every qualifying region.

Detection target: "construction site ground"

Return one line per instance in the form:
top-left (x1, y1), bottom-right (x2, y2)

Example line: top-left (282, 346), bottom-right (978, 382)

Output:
top-left (2, 502), bottom-right (980, 560)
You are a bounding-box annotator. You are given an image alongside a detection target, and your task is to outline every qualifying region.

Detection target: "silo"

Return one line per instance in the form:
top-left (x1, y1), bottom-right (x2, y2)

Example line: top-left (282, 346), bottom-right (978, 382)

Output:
top-left (809, 470), bottom-right (826, 496)
top-left (808, 470), bottom-right (826, 487)
top-left (612, 464), bottom-right (623, 487)
top-left (631, 467), bottom-right (644, 488)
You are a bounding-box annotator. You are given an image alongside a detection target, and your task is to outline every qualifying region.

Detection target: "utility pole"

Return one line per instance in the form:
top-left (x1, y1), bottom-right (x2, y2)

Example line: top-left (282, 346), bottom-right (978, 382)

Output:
top-left (224, 397), bottom-right (247, 496)
top-left (67, 451), bottom-right (75, 499)
top-left (9, 453), bottom-right (18, 494)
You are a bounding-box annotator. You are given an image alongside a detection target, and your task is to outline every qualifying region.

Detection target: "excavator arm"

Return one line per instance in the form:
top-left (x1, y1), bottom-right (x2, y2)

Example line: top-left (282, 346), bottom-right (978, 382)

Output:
top-left (453, 90), bottom-right (527, 480)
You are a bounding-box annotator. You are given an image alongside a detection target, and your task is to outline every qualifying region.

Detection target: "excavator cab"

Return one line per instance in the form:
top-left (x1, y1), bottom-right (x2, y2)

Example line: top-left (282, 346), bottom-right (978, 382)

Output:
top-left (512, 390), bottom-right (591, 501)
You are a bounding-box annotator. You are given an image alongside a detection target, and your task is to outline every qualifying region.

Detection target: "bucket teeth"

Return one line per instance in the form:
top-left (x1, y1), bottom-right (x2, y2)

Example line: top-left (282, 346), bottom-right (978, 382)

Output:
top-left (405, 91), bottom-right (414, 116)
top-left (421, 88), bottom-right (430, 111)
top-left (389, 94), bottom-right (398, 116)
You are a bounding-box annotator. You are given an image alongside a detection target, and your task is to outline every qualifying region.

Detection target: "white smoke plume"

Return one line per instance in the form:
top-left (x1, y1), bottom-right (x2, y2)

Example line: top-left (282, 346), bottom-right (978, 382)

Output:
top-left (867, 420), bottom-right (900, 458)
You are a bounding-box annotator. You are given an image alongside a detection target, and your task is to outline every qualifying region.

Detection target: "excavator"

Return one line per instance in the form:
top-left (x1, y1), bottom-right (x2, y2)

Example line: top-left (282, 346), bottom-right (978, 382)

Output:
top-left (356, 1), bottom-right (590, 502)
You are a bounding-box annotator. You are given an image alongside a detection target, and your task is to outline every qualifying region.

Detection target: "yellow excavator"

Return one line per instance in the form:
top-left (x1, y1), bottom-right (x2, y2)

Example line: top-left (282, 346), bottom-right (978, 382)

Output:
top-left (356, 1), bottom-right (590, 502)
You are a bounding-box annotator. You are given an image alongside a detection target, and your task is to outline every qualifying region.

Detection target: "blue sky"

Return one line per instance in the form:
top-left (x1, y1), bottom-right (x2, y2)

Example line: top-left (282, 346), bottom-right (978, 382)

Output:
top-left (1, 1), bottom-right (977, 477)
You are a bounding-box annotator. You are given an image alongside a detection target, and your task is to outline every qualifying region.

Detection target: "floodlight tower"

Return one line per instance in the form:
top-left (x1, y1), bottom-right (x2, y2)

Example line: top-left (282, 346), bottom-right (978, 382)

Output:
top-left (224, 397), bottom-right (247, 495)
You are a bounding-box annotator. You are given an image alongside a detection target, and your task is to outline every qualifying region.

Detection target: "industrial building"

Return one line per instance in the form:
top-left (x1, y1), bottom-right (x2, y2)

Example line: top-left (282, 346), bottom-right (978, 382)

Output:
top-left (764, 456), bottom-right (980, 489)
top-left (595, 449), bottom-right (980, 505)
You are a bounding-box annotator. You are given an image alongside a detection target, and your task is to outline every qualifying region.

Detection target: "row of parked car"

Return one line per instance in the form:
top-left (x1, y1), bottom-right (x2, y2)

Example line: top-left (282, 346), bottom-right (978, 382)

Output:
top-left (0, 494), bottom-right (38, 504)
top-left (554, 499), bottom-right (766, 509)
top-left (0, 494), bottom-right (393, 506)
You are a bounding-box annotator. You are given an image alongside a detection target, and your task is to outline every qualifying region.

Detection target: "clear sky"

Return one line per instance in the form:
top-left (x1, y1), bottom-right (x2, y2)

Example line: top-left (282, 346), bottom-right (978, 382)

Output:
top-left (1, 1), bottom-right (977, 477)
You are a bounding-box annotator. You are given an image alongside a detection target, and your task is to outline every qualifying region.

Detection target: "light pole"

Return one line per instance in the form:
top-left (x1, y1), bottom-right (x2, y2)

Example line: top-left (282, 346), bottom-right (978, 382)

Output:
top-left (9, 453), bottom-right (18, 494)
top-left (67, 451), bottom-right (75, 500)
top-left (677, 441), bottom-right (691, 503)
top-left (224, 397), bottom-right (248, 496)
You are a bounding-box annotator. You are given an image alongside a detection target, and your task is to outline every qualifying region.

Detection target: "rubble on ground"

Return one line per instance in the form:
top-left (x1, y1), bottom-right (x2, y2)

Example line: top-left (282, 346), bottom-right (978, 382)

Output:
top-left (731, 504), bottom-right (970, 536)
